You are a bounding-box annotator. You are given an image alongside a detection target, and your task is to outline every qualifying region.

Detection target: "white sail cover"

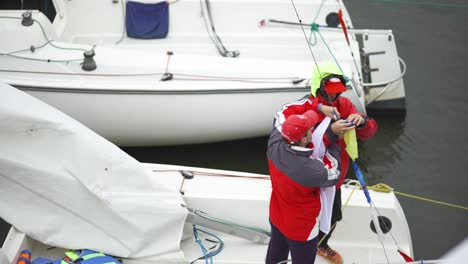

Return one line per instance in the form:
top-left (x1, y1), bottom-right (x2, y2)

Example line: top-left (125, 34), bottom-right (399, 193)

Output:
top-left (0, 83), bottom-right (187, 258)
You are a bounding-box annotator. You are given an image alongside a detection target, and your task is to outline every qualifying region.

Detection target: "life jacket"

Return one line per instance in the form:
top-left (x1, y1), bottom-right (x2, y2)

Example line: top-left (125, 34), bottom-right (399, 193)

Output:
top-left (62, 249), bottom-right (121, 264)
top-left (32, 249), bottom-right (121, 264)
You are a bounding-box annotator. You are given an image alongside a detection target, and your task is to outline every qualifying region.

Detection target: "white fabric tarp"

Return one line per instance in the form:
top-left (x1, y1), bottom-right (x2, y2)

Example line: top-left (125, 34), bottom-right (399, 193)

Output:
top-left (0, 83), bottom-right (187, 258)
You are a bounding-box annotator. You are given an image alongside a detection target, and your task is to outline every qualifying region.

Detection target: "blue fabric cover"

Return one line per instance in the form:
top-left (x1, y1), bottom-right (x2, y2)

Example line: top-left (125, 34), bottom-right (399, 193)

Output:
top-left (31, 257), bottom-right (56, 264)
top-left (126, 1), bottom-right (169, 39)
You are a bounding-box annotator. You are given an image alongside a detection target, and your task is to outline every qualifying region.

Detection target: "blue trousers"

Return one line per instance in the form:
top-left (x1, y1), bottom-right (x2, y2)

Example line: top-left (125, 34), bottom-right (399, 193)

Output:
top-left (265, 221), bottom-right (318, 264)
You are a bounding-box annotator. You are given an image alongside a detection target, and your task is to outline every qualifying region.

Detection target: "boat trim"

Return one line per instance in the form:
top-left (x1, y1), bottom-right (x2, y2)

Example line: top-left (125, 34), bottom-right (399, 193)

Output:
top-left (15, 85), bottom-right (310, 95)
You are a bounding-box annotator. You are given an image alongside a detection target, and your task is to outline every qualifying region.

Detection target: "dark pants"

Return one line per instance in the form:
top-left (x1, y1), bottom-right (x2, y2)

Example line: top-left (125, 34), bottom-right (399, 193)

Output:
top-left (318, 188), bottom-right (342, 247)
top-left (266, 221), bottom-right (318, 264)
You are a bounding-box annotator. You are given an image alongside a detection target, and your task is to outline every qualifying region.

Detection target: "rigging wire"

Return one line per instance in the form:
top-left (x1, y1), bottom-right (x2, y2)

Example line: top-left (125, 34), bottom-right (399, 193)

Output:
top-left (288, 0), bottom-right (322, 78)
top-left (0, 69), bottom-right (306, 85)
top-left (199, 0), bottom-right (239, 57)
top-left (0, 16), bottom-right (92, 63)
top-left (289, 0), bottom-right (338, 119)
top-left (115, 0), bottom-right (126, 44)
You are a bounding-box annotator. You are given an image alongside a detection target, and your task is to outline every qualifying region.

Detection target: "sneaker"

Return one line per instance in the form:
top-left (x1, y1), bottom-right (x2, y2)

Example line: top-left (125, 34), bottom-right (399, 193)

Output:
top-left (317, 245), bottom-right (343, 264)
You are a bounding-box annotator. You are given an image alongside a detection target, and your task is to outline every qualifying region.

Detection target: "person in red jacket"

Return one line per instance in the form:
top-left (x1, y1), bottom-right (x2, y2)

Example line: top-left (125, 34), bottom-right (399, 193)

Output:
top-left (266, 110), bottom-right (342, 264)
top-left (274, 62), bottom-right (378, 264)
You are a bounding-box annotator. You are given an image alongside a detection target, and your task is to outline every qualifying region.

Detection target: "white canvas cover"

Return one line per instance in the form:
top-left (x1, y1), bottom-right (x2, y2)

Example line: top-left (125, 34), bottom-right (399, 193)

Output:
top-left (0, 83), bottom-right (187, 258)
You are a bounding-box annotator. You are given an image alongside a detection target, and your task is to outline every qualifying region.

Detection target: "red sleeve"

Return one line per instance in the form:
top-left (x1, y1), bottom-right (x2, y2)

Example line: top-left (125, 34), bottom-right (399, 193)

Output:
top-left (337, 97), bottom-right (378, 140)
top-left (356, 118), bottom-right (378, 140)
top-left (280, 99), bottom-right (315, 120)
top-left (275, 96), bottom-right (318, 129)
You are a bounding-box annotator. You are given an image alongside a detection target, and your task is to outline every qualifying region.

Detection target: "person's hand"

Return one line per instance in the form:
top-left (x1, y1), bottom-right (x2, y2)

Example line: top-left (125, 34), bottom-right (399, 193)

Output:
top-left (320, 105), bottom-right (340, 120)
top-left (331, 119), bottom-right (355, 138)
top-left (346, 114), bottom-right (365, 126)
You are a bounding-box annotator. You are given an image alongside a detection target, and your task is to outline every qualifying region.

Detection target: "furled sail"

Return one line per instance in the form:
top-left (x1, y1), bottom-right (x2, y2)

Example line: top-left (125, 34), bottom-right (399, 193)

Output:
top-left (0, 82), bottom-right (187, 258)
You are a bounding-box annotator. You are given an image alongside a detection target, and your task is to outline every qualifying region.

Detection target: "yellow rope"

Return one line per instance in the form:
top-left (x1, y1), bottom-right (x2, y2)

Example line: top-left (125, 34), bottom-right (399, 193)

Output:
top-left (317, 181), bottom-right (467, 247)
top-left (367, 183), bottom-right (468, 211)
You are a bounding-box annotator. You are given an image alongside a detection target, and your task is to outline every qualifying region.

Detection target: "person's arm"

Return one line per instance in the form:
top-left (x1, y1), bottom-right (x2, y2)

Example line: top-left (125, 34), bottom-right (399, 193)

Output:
top-left (311, 100), bottom-right (341, 120)
top-left (339, 98), bottom-right (378, 140)
top-left (355, 116), bottom-right (377, 140)
top-left (273, 95), bottom-right (314, 131)
top-left (289, 158), bottom-right (339, 188)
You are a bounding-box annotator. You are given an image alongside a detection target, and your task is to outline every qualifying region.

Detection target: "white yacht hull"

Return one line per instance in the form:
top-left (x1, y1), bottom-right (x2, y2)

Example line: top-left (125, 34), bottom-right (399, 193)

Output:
top-left (20, 85), bottom-right (310, 146)
top-left (0, 0), bottom-right (406, 146)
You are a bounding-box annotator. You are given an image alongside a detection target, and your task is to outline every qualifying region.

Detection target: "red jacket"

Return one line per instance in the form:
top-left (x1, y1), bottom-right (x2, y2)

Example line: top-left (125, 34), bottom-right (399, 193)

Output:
top-left (267, 127), bottom-right (340, 241)
top-left (274, 94), bottom-right (378, 188)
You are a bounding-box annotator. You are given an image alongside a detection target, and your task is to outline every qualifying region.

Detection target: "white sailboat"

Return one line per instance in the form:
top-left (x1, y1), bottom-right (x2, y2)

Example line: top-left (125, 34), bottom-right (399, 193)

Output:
top-left (0, 0), bottom-right (406, 146)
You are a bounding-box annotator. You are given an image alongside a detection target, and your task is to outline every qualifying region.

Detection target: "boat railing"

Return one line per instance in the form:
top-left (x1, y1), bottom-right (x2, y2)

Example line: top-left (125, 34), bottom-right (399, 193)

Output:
top-left (364, 57), bottom-right (407, 105)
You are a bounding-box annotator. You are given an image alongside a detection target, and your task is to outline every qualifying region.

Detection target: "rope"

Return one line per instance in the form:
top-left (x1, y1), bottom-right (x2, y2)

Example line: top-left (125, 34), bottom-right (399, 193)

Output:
top-left (199, 0), bottom-right (238, 57)
top-left (289, 0), bottom-right (323, 82)
top-left (192, 225), bottom-right (211, 264)
top-left (369, 0), bottom-right (468, 9)
top-left (0, 15), bottom-right (92, 62)
top-left (367, 183), bottom-right (468, 210)
top-left (153, 169), bottom-right (271, 180)
top-left (289, 0), bottom-right (341, 118)
top-left (307, 0), bottom-right (326, 46)
top-left (0, 69), bottom-right (305, 85)
top-left (193, 209), bottom-right (271, 235)
top-left (191, 225), bottom-right (224, 264)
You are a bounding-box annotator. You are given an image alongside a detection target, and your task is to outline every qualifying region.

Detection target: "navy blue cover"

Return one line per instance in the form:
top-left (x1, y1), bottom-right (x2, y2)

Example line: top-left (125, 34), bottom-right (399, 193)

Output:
top-left (126, 1), bottom-right (169, 39)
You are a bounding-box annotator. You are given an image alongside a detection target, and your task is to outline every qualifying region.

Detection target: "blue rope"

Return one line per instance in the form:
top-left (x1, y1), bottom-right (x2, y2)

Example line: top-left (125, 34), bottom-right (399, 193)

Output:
top-left (191, 225), bottom-right (224, 263)
top-left (192, 225), bottom-right (211, 264)
top-left (351, 161), bottom-right (371, 203)
top-left (196, 228), bottom-right (225, 258)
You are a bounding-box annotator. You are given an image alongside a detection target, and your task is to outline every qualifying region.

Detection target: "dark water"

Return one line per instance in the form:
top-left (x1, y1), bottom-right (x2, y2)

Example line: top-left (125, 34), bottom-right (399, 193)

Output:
top-left (1, 0), bottom-right (468, 261)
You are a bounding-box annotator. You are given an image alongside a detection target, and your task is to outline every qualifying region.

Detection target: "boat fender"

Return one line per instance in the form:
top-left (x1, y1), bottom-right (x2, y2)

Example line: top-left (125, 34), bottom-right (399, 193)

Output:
top-left (82, 50), bottom-right (97, 72)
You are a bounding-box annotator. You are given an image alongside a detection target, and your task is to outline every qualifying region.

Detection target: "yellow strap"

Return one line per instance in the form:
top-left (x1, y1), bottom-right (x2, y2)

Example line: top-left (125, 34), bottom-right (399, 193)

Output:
top-left (82, 253), bottom-right (106, 260)
top-left (65, 251), bottom-right (80, 261)
top-left (64, 251), bottom-right (106, 262)
top-left (344, 128), bottom-right (358, 160)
